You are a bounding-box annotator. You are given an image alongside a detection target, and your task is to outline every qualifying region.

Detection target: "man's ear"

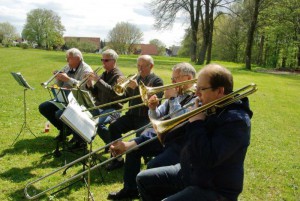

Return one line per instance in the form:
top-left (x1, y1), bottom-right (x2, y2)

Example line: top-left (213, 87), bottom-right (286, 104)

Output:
top-left (217, 87), bottom-right (225, 96)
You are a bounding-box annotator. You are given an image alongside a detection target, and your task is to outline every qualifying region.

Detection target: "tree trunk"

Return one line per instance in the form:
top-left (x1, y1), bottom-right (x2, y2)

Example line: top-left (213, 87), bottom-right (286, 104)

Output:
top-left (245, 0), bottom-right (260, 70)
top-left (257, 34), bottom-right (265, 65)
top-left (197, 0), bottom-right (210, 65)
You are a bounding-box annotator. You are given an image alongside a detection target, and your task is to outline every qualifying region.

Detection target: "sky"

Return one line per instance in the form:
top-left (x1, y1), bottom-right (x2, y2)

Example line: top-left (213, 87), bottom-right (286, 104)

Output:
top-left (0, 0), bottom-right (188, 47)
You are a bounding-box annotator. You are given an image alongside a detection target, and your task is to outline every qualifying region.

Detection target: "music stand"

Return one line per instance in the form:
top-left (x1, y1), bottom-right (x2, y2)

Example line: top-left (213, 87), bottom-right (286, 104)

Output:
top-left (60, 103), bottom-right (97, 200)
top-left (11, 72), bottom-right (36, 146)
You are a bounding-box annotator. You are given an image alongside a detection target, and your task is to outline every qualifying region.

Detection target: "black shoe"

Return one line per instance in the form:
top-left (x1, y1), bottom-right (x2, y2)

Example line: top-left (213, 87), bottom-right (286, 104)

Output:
top-left (105, 158), bottom-right (124, 171)
top-left (68, 141), bottom-right (87, 150)
top-left (107, 188), bottom-right (139, 200)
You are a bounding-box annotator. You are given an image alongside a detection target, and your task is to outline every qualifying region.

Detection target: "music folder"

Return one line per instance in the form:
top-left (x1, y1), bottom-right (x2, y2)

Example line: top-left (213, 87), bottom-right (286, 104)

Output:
top-left (71, 89), bottom-right (95, 109)
top-left (11, 72), bottom-right (34, 90)
top-left (60, 103), bottom-right (97, 143)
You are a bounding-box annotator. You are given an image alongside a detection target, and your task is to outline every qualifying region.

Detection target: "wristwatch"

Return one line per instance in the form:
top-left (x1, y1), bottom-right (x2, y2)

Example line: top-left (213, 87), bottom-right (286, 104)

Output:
top-left (169, 97), bottom-right (176, 100)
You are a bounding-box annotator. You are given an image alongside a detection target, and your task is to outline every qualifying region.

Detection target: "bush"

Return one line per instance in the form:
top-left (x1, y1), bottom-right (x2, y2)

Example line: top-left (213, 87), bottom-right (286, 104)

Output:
top-left (20, 43), bottom-right (29, 49)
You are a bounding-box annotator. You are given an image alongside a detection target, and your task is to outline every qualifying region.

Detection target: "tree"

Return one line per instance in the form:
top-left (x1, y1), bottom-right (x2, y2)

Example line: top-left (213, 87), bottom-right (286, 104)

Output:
top-left (107, 22), bottom-right (143, 54)
top-left (22, 8), bottom-right (65, 49)
top-left (0, 22), bottom-right (19, 46)
top-left (149, 39), bottom-right (166, 55)
top-left (149, 0), bottom-right (201, 62)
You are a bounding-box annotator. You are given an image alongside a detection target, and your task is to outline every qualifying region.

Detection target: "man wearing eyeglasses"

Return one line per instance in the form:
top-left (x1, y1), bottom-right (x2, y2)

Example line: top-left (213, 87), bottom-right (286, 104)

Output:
top-left (68, 49), bottom-right (125, 150)
top-left (137, 64), bottom-right (253, 201)
top-left (106, 55), bottom-right (164, 171)
top-left (107, 62), bottom-right (197, 200)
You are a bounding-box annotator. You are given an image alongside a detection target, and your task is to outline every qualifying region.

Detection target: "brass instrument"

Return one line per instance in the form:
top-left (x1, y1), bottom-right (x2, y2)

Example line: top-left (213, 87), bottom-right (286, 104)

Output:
top-left (23, 101), bottom-right (196, 200)
top-left (113, 74), bottom-right (138, 96)
top-left (91, 79), bottom-right (197, 119)
top-left (77, 67), bottom-right (102, 88)
top-left (41, 67), bottom-right (65, 88)
top-left (151, 83), bottom-right (258, 143)
top-left (83, 78), bottom-right (197, 112)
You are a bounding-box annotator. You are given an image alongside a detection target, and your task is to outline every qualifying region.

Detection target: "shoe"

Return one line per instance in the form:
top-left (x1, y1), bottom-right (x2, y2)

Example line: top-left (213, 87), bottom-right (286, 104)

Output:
top-left (68, 141), bottom-right (87, 150)
top-left (107, 188), bottom-right (139, 200)
top-left (105, 158), bottom-right (124, 171)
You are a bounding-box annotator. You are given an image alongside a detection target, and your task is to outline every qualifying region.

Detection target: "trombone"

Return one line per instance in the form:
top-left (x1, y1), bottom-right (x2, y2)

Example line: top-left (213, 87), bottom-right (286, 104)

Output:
top-left (83, 78), bottom-right (197, 112)
top-left (24, 101), bottom-right (195, 200)
top-left (90, 79), bottom-right (197, 119)
top-left (41, 66), bottom-right (65, 88)
top-left (152, 83), bottom-right (258, 142)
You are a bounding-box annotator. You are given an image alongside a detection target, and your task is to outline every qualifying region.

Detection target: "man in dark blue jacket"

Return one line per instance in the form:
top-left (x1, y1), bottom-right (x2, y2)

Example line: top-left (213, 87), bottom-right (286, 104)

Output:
top-left (136, 64), bottom-right (253, 201)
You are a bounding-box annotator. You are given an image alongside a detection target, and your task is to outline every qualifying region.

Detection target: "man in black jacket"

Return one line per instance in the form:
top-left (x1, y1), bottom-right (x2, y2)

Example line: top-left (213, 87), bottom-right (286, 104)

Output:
top-left (84, 49), bottom-right (124, 148)
top-left (106, 55), bottom-right (164, 171)
top-left (137, 64), bottom-right (253, 201)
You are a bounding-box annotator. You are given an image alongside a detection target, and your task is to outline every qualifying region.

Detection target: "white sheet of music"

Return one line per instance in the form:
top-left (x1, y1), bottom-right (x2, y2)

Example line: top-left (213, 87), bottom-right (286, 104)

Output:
top-left (60, 103), bottom-right (96, 143)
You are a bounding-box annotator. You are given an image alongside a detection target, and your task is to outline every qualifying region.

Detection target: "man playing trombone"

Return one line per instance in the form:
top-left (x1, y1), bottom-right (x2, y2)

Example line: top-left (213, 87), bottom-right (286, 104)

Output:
top-left (106, 55), bottom-right (164, 171)
top-left (39, 48), bottom-right (92, 141)
top-left (76, 49), bottom-right (124, 150)
top-left (137, 64), bottom-right (254, 201)
top-left (107, 62), bottom-right (197, 200)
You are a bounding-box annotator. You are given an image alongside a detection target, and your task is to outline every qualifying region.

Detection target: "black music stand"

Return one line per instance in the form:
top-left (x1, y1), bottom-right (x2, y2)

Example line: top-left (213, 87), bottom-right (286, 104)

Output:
top-left (11, 72), bottom-right (36, 146)
top-left (60, 103), bottom-right (98, 200)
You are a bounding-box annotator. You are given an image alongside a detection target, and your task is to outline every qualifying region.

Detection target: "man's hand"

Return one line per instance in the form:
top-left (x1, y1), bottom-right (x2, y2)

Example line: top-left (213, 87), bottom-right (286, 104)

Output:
top-left (148, 94), bottom-right (159, 110)
top-left (56, 72), bottom-right (70, 82)
top-left (109, 140), bottom-right (137, 157)
top-left (189, 98), bottom-right (206, 122)
top-left (127, 79), bottom-right (138, 89)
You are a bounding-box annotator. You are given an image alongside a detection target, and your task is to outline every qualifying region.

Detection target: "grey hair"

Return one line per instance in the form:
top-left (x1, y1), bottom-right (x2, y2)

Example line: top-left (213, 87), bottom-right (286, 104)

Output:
top-left (66, 48), bottom-right (83, 61)
top-left (172, 62), bottom-right (196, 78)
top-left (137, 55), bottom-right (154, 66)
top-left (102, 49), bottom-right (119, 60)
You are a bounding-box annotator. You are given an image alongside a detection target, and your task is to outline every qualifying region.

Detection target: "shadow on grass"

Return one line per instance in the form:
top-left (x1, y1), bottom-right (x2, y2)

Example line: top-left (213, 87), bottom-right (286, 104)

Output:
top-left (1, 136), bottom-right (124, 200)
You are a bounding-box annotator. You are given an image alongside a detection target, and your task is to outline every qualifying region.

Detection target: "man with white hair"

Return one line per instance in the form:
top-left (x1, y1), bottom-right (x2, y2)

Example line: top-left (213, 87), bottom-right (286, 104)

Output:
top-left (39, 48), bottom-right (92, 142)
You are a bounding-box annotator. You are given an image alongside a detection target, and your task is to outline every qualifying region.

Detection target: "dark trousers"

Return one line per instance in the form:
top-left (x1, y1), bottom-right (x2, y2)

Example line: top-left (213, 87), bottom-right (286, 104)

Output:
top-left (109, 114), bottom-right (150, 141)
top-left (39, 101), bottom-right (63, 131)
top-left (124, 138), bottom-right (181, 191)
top-left (39, 101), bottom-right (73, 139)
top-left (137, 164), bottom-right (222, 201)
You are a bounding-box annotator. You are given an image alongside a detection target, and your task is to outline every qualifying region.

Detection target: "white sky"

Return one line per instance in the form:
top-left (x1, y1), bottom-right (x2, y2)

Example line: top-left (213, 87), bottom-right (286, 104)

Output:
top-left (0, 0), bottom-right (188, 47)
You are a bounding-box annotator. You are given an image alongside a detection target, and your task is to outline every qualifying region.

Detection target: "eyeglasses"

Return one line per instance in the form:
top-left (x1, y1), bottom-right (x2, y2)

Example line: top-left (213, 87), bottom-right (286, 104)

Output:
top-left (196, 86), bottom-right (213, 92)
top-left (101, 59), bottom-right (114, 62)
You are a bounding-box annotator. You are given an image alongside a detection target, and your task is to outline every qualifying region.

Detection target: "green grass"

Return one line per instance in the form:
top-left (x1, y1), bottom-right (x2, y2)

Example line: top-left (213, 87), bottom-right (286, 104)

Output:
top-left (0, 47), bottom-right (299, 201)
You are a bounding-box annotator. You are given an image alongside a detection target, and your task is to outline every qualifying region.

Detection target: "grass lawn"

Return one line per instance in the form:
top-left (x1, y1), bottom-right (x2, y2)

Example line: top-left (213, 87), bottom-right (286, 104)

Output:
top-left (0, 47), bottom-right (299, 201)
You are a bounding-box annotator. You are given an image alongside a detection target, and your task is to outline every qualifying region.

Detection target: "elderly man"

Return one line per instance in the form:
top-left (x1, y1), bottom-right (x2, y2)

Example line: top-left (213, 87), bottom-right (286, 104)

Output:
top-left (137, 64), bottom-right (253, 201)
top-left (107, 62), bottom-right (197, 200)
top-left (39, 48), bottom-right (92, 141)
top-left (81, 49), bottom-right (124, 149)
top-left (106, 55), bottom-right (164, 171)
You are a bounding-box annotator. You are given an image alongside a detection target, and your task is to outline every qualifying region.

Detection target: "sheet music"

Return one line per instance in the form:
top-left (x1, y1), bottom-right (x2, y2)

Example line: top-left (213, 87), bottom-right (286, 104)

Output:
top-left (60, 103), bottom-right (96, 143)
top-left (11, 72), bottom-right (34, 90)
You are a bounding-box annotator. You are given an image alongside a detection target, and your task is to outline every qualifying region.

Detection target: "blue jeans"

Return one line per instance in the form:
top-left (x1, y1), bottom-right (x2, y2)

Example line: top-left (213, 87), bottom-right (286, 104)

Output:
top-left (136, 164), bottom-right (221, 201)
top-left (93, 108), bottom-right (119, 144)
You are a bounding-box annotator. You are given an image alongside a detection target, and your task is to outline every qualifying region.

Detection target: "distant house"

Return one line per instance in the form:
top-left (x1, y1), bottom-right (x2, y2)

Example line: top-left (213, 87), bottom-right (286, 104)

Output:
top-left (167, 46), bottom-right (181, 56)
top-left (63, 36), bottom-right (101, 50)
top-left (133, 44), bottom-right (158, 55)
